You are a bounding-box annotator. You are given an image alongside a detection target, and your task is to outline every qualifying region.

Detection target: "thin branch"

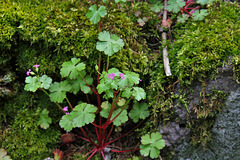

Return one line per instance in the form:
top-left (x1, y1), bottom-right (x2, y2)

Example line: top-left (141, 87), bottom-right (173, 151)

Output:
top-left (162, 0), bottom-right (172, 76)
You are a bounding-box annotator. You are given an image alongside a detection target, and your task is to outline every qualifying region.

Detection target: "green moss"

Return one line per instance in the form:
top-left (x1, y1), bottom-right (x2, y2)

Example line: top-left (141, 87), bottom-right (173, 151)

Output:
top-left (232, 55), bottom-right (240, 84)
top-left (169, 1), bottom-right (240, 85)
top-left (190, 87), bottom-right (228, 147)
top-left (146, 1), bottom-right (240, 149)
top-left (1, 107), bottom-right (61, 160)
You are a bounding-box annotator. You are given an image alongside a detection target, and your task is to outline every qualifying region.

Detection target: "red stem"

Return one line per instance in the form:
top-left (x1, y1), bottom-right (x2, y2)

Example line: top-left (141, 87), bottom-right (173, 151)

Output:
top-left (100, 150), bottom-right (105, 159)
top-left (80, 72), bottom-right (97, 94)
top-left (96, 54), bottom-right (103, 147)
top-left (85, 148), bottom-right (96, 156)
top-left (94, 122), bottom-right (100, 140)
top-left (111, 148), bottom-right (140, 153)
top-left (104, 124), bottom-right (114, 144)
top-left (71, 133), bottom-right (90, 142)
top-left (106, 120), bottom-right (143, 145)
top-left (80, 127), bottom-right (98, 148)
top-left (87, 149), bottom-right (98, 160)
top-left (103, 94), bottom-right (120, 128)
top-left (92, 122), bottom-right (102, 128)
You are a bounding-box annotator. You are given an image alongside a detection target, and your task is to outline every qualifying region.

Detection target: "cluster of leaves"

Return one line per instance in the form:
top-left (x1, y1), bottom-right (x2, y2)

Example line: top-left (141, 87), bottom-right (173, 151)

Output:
top-left (149, 0), bottom-right (215, 24)
top-left (97, 68), bottom-right (145, 100)
top-left (24, 55), bottom-right (148, 132)
top-left (23, 0), bottom-right (166, 155)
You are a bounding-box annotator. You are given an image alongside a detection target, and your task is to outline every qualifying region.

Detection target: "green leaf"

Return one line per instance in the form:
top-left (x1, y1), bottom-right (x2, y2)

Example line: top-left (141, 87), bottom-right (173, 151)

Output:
top-left (101, 101), bottom-right (110, 109)
top-left (67, 71), bottom-right (93, 94)
top-left (0, 148), bottom-right (12, 160)
top-left (129, 103), bottom-right (150, 123)
top-left (177, 14), bottom-right (188, 23)
top-left (59, 114), bottom-right (74, 132)
top-left (118, 70), bottom-right (140, 89)
top-left (192, 9), bottom-right (208, 21)
top-left (150, 1), bottom-right (164, 13)
top-left (117, 98), bottom-right (126, 106)
top-left (132, 87), bottom-right (146, 101)
top-left (122, 87), bottom-right (132, 98)
top-left (97, 68), bottom-right (120, 98)
top-left (49, 81), bottom-right (71, 103)
top-left (24, 76), bottom-right (41, 92)
top-left (96, 31), bottom-right (124, 56)
top-left (100, 107), bottom-right (110, 119)
top-left (140, 132), bottom-right (165, 158)
top-left (111, 109), bottom-right (128, 126)
top-left (60, 58), bottom-right (85, 79)
top-left (71, 103), bottom-right (97, 127)
top-left (197, 0), bottom-right (214, 5)
top-left (115, 0), bottom-right (126, 3)
top-left (37, 109), bottom-right (52, 129)
top-left (100, 108), bottom-right (128, 126)
top-left (39, 75), bottom-right (52, 89)
top-left (166, 0), bottom-right (185, 13)
top-left (97, 83), bottom-right (111, 94)
top-left (86, 5), bottom-right (107, 24)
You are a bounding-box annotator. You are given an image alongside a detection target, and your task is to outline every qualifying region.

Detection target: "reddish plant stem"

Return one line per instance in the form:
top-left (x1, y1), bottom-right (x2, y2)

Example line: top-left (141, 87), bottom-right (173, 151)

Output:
top-left (84, 126), bottom-right (94, 140)
top-left (100, 150), bottom-right (105, 159)
top-left (97, 55), bottom-right (101, 85)
top-left (97, 92), bottom-right (103, 147)
top-left (181, 8), bottom-right (191, 15)
top-left (85, 148), bottom-right (96, 156)
top-left (96, 54), bottom-right (103, 147)
top-left (86, 94), bottom-right (91, 104)
top-left (107, 97), bottom-right (131, 125)
top-left (80, 127), bottom-right (98, 148)
top-left (91, 122), bottom-right (102, 128)
top-left (111, 148), bottom-right (140, 153)
top-left (104, 93), bottom-right (120, 127)
top-left (94, 122), bottom-right (100, 140)
top-left (71, 133), bottom-right (90, 142)
top-left (106, 56), bottom-right (109, 72)
top-left (79, 73), bottom-right (97, 94)
top-left (106, 120), bottom-right (143, 145)
top-left (87, 149), bottom-right (98, 160)
top-left (104, 124), bottom-right (114, 144)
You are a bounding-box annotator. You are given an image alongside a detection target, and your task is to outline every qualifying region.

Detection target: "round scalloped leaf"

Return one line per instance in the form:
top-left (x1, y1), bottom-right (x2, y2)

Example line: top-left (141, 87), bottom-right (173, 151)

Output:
top-left (71, 103), bottom-right (98, 127)
top-left (96, 31), bottom-right (124, 56)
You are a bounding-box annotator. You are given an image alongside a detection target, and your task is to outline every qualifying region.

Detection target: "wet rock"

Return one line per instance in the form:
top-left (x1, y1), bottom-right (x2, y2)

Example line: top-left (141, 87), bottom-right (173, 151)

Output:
top-left (173, 87), bottom-right (240, 160)
top-left (158, 64), bottom-right (240, 159)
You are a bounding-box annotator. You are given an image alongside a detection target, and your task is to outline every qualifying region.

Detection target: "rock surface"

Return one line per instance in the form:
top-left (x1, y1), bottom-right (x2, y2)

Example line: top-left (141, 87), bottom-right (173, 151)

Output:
top-left (173, 87), bottom-right (240, 160)
top-left (158, 64), bottom-right (240, 159)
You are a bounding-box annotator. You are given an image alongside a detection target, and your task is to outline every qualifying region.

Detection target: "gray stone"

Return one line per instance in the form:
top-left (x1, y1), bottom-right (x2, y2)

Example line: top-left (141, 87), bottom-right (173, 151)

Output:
top-left (173, 87), bottom-right (240, 160)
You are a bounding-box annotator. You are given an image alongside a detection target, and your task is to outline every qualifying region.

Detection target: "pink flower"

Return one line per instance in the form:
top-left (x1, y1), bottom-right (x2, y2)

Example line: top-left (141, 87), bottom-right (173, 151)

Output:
top-left (63, 106), bottom-right (68, 112)
top-left (26, 69), bottom-right (31, 76)
top-left (119, 73), bottom-right (125, 79)
top-left (139, 79), bottom-right (142, 82)
top-left (47, 158), bottom-right (51, 160)
top-left (108, 73), bottom-right (116, 80)
top-left (65, 112), bottom-right (70, 115)
top-left (33, 64), bottom-right (40, 68)
top-left (191, 10), bottom-right (195, 13)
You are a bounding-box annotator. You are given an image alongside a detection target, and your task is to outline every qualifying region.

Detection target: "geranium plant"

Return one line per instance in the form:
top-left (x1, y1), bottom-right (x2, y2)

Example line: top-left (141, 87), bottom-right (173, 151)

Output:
top-left (150, 0), bottom-right (215, 23)
top-left (24, 0), bottom-right (165, 159)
